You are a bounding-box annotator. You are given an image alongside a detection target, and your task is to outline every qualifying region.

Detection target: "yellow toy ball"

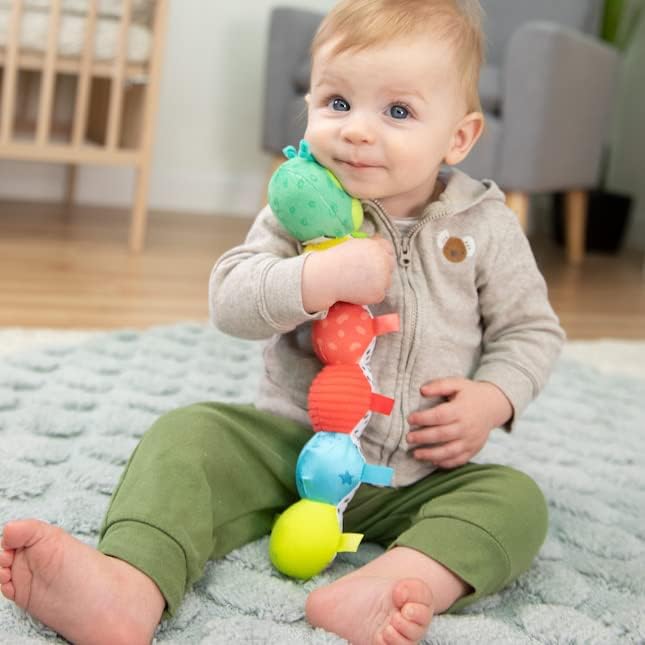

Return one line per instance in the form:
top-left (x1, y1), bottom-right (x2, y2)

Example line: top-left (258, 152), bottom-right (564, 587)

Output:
top-left (269, 499), bottom-right (363, 579)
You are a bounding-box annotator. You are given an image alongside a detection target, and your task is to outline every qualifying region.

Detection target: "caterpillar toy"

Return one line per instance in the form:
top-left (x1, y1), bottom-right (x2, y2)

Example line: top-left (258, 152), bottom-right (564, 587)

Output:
top-left (267, 140), bottom-right (400, 579)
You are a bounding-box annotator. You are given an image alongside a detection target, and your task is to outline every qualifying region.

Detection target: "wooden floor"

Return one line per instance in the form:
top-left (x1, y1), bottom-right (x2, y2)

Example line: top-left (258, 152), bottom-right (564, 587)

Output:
top-left (1, 200), bottom-right (644, 339)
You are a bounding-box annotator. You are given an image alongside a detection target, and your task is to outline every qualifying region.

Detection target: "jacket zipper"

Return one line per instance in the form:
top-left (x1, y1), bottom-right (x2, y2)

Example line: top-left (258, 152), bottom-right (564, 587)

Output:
top-left (367, 199), bottom-right (451, 464)
top-left (370, 200), bottom-right (422, 464)
top-left (398, 233), bottom-right (416, 372)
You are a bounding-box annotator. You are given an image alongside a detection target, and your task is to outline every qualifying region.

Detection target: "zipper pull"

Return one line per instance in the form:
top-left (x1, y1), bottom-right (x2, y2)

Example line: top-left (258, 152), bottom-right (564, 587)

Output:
top-left (399, 237), bottom-right (411, 268)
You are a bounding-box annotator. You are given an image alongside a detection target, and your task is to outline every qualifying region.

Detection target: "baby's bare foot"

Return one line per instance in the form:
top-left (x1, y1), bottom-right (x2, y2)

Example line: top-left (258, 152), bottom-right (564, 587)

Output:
top-left (0, 519), bottom-right (165, 645)
top-left (306, 574), bottom-right (433, 645)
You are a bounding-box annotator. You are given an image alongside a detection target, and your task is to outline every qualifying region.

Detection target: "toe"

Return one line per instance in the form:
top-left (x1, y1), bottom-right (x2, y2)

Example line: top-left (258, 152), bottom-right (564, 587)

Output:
top-left (0, 581), bottom-right (15, 601)
top-left (0, 567), bottom-right (11, 584)
top-left (401, 601), bottom-right (432, 627)
top-left (1, 520), bottom-right (48, 551)
top-left (382, 622), bottom-right (413, 645)
top-left (393, 578), bottom-right (433, 613)
top-left (0, 549), bottom-right (14, 567)
top-left (390, 606), bottom-right (428, 642)
top-left (304, 586), bottom-right (333, 628)
top-left (388, 580), bottom-right (433, 644)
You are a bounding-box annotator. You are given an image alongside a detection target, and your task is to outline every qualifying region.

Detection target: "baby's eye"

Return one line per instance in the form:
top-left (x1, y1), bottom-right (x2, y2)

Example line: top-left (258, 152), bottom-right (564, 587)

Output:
top-left (389, 104), bottom-right (410, 119)
top-left (330, 97), bottom-right (350, 111)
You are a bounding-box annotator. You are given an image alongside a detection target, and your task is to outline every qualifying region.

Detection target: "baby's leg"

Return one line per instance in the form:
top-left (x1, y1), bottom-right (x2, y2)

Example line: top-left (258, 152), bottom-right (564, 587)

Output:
top-left (1, 403), bottom-right (311, 643)
top-left (306, 464), bottom-right (548, 644)
top-left (97, 402), bottom-right (309, 617)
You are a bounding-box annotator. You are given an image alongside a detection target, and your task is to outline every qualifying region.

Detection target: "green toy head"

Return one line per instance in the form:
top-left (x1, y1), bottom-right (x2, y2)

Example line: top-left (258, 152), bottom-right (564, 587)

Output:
top-left (268, 140), bottom-right (364, 244)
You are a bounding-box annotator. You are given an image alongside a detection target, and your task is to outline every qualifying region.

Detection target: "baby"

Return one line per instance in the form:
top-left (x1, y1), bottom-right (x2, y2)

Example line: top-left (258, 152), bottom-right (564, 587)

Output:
top-left (0, 1), bottom-right (565, 644)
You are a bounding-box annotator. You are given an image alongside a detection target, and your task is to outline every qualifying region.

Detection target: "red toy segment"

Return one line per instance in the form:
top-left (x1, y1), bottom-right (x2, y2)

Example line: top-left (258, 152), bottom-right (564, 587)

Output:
top-left (312, 302), bottom-right (400, 365)
top-left (308, 364), bottom-right (394, 433)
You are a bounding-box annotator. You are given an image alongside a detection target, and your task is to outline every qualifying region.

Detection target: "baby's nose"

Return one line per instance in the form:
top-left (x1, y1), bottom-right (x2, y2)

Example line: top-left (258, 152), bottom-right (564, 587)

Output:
top-left (341, 113), bottom-right (375, 144)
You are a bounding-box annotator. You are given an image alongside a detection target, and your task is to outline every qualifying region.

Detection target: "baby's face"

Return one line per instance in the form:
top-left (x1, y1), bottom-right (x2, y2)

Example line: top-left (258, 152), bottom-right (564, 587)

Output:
top-left (305, 35), bottom-right (468, 217)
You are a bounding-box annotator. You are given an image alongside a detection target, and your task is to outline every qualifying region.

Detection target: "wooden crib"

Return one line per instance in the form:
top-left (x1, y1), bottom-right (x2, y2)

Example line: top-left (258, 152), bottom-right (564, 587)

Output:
top-left (0, 0), bottom-right (168, 251)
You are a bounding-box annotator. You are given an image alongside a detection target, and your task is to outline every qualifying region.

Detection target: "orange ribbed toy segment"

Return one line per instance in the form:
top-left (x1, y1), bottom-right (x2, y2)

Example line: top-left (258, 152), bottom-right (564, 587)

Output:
top-left (308, 364), bottom-right (394, 433)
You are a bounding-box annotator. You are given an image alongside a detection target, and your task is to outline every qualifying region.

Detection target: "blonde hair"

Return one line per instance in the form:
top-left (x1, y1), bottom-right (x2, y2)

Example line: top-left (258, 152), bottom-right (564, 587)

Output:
top-left (311, 0), bottom-right (484, 113)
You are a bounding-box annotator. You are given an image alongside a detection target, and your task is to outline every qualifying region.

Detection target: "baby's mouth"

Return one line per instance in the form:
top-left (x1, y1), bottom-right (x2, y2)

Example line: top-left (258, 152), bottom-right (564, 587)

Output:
top-left (338, 159), bottom-right (380, 169)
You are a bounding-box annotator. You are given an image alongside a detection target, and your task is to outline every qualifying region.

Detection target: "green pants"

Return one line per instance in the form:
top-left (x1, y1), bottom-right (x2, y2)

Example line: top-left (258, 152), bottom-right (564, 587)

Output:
top-left (98, 403), bottom-right (548, 619)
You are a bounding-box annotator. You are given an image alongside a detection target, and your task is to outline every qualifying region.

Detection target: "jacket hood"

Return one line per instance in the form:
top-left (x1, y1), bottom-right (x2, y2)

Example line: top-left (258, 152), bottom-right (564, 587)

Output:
top-left (427, 167), bottom-right (506, 218)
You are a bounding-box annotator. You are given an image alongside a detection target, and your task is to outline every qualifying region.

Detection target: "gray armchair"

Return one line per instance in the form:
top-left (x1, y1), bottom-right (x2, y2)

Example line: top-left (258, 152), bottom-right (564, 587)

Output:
top-left (261, 1), bottom-right (620, 264)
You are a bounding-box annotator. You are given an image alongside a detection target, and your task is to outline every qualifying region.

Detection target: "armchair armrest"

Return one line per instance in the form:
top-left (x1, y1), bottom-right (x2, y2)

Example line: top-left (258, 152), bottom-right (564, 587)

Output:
top-left (498, 21), bottom-right (619, 191)
top-left (261, 7), bottom-right (323, 155)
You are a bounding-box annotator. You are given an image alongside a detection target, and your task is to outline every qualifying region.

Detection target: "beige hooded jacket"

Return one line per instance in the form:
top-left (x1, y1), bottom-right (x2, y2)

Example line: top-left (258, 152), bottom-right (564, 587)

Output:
top-left (209, 168), bottom-right (565, 486)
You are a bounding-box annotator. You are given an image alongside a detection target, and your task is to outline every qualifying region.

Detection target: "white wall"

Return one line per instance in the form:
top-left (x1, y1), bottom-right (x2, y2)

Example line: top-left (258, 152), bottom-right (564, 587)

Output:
top-left (0, 0), bottom-right (335, 216)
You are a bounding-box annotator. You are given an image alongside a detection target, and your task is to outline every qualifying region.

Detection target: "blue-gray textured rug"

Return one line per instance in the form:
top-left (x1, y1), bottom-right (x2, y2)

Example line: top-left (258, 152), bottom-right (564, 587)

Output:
top-left (0, 323), bottom-right (644, 644)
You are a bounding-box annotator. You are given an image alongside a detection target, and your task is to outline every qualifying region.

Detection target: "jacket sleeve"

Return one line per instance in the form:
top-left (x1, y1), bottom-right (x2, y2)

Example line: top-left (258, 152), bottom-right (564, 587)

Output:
top-left (473, 208), bottom-right (566, 428)
top-left (209, 205), bottom-right (327, 340)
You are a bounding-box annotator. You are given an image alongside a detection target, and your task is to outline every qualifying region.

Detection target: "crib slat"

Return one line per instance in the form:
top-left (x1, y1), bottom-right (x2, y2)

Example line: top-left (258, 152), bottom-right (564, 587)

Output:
top-left (106, 0), bottom-right (133, 150)
top-left (0, 0), bottom-right (24, 144)
top-left (129, 0), bottom-right (169, 252)
top-left (72, 0), bottom-right (99, 148)
top-left (36, 0), bottom-right (62, 145)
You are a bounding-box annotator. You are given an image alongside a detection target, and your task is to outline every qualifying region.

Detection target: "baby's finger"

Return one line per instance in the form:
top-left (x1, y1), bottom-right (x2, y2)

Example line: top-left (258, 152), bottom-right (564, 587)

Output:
top-left (407, 423), bottom-right (461, 446)
top-left (408, 402), bottom-right (456, 429)
top-left (435, 453), bottom-right (470, 469)
top-left (413, 440), bottom-right (465, 464)
top-left (421, 378), bottom-right (466, 399)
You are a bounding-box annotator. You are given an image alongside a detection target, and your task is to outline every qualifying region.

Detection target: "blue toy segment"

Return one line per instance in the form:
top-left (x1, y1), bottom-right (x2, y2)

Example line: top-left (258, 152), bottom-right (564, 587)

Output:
top-left (296, 432), bottom-right (393, 505)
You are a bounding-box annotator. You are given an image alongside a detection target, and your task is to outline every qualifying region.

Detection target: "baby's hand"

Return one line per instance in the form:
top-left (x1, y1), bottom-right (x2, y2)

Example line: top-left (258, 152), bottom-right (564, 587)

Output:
top-left (332, 236), bottom-right (395, 304)
top-left (406, 378), bottom-right (513, 469)
top-left (302, 237), bottom-right (395, 312)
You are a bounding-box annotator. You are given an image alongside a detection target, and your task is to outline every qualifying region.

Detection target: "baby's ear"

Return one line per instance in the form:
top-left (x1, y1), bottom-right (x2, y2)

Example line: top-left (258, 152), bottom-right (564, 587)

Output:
top-left (444, 112), bottom-right (485, 166)
top-left (304, 93), bottom-right (311, 105)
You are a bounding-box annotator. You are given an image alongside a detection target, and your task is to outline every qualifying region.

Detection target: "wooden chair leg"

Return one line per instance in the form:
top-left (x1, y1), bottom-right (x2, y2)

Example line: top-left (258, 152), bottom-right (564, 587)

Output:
top-left (564, 190), bottom-right (587, 265)
top-left (129, 163), bottom-right (151, 253)
top-left (505, 191), bottom-right (529, 232)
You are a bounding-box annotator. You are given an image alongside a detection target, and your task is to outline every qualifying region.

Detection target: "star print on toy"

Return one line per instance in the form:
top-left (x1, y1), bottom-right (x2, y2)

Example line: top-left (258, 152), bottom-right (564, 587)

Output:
top-left (339, 471), bottom-right (355, 486)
